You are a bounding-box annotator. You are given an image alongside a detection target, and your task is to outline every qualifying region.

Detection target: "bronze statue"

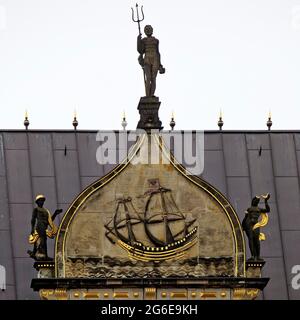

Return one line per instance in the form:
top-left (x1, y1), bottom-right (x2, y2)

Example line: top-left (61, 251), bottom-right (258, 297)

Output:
top-left (132, 4), bottom-right (165, 97)
top-left (242, 194), bottom-right (270, 261)
top-left (27, 195), bottom-right (62, 261)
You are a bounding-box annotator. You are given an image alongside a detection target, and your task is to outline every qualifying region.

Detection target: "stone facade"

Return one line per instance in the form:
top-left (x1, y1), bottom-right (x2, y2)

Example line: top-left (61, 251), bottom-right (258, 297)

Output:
top-left (56, 134), bottom-right (243, 279)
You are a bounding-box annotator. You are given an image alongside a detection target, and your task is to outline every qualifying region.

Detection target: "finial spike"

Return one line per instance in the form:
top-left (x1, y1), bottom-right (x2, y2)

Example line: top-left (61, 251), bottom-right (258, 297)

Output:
top-left (122, 110), bottom-right (127, 130)
top-left (218, 109), bottom-right (224, 131)
top-left (24, 109), bottom-right (29, 130)
top-left (267, 110), bottom-right (272, 131)
top-left (170, 111), bottom-right (176, 130)
top-left (72, 109), bottom-right (78, 130)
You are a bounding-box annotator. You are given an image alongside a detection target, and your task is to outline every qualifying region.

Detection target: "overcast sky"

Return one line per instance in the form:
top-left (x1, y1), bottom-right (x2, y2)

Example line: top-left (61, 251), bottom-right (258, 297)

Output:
top-left (0, 0), bottom-right (300, 130)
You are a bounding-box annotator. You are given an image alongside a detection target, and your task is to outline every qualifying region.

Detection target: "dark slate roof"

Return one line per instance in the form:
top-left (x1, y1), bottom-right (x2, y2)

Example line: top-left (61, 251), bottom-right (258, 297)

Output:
top-left (0, 130), bottom-right (300, 300)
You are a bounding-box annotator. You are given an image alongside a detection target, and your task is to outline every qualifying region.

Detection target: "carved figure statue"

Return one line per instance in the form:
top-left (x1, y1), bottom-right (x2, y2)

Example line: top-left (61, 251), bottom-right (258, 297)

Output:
top-left (137, 25), bottom-right (165, 97)
top-left (132, 4), bottom-right (165, 97)
top-left (242, 194), bottom-right (270, 261)
top-left (27, 195), bottom-right (62, 261)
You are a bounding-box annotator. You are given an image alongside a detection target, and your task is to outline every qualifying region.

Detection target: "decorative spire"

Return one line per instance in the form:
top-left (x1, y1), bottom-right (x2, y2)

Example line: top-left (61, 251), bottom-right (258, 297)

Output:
top-left (121, 111), bottom-right (127, 130)
top-left (72, 110), bottom-right (78, 130)
top-left (169, 111), bottom-right (175, 131)
top-left (266, 111), bottom-right (272, 131)
top-left (24, 110), bottom-right (29, 130)
top-left (218, 109), bottom-right (223, 131)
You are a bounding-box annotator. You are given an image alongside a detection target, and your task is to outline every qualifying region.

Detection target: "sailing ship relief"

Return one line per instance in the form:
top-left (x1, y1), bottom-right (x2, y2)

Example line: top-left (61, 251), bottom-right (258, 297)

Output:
top-left (105, 179), bottom-right (198, 261)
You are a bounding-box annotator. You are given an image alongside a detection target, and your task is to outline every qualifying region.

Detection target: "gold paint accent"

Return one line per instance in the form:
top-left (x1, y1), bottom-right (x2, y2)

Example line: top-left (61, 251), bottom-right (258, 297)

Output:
top-left (246, 289), bottom-right (259, 300)
top-left (73, 292), bottom-right (80, 298)
top-left (200, 292), bottom-right (217, 298)
top-left (253, 212), bottom-right (269, 241)
top-left (161, 292), bottom-right (167, 298)
top-left (191, 292), bottom-right (197, 298)
top-left (220, 292), bottom-right (227, 298)
top-left (145, 288), bottom-right (156, 298)
top-left (40, 289), bottom-right (53, 300)
top-left (36, 263), bottom-right (53, 268)
top-left (35, 194), bottom-right (45, 201)
top-left (133, 292), bottom-right (139, 298)
top-left (114, 292), bottom-right (129, 298)
top-left (233, 288), bottom-right (260, 300)
top-left (117, 236), bottom-right (196, 262)
top-left (233, 288), bottom-right (246, 299)
top-left (171, 292), bottom-right (187, 298)
top-left (54, 288), bottom-right (68, 300)
top-left (84, 292), bottom-right (100, 299)
top-left (103, 293), bottom-right (109, 298)
top-left (39, 289), bottom-right (53, 300)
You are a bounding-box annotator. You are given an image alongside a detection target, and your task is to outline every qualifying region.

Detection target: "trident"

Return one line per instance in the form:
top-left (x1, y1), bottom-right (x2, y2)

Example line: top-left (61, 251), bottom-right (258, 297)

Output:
top-left (131, 3), bottom-right (144, 36)
top-left (131, 3), bottom-right (146, 95)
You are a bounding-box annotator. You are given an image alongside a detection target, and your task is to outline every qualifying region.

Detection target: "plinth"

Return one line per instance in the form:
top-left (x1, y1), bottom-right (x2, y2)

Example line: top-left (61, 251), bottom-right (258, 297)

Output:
top-left (246, 260), bottom-right (266, 278)
top-left (33, 261), bottom-right (55, 279)
top-left (137, 96), bottom-right (163, 131)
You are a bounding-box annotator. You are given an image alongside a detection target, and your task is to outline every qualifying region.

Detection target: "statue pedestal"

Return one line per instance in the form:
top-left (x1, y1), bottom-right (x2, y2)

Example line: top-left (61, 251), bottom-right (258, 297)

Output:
top-left (246, 260), bottom-right (265, 278)
top-left (33, 261), bottom-right (55, 279)
top-left (137, 96), bottom-right (163, 131)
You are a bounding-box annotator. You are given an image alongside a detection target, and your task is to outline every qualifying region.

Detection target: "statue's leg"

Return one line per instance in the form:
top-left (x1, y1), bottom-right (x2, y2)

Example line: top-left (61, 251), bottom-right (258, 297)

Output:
top-left (253, 229), bottom-right (260, 259)
top-left (45, 237), bottom-right (48, 259)
top-left (150, 67), bottom-right (159, 97)
top-left (33, 242), bottom-right (37, 256)
top-left (36, 230), bottom-right (47, 260)
top-left (27, 242), bottom-right (37, 259)
top-left (144, 64), bottom-right (151, 97)
top-left (256, 239), bottom-right (260, 259)
top-left (246, 229), bottom-right (255, 259)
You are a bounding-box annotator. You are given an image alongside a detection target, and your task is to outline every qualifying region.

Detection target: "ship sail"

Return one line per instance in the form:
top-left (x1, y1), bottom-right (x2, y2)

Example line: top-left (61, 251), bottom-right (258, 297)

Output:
top-left (144, 187), bottom-right (186, 246)
top-left (104, 179), bottom-right (198, 261)
top-left (112, 196), bottom-right (142, 246)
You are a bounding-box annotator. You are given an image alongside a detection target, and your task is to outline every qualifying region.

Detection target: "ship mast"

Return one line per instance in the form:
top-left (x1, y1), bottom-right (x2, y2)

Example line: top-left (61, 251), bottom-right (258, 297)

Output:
top-left (160, 189), bottom-right (174, 244)
top-left (113, 198), bottom-right (141, 245)
top-left (124, 202), bottom-right (137, 245)
top-left (144, 186), bottom-right (186, 247)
